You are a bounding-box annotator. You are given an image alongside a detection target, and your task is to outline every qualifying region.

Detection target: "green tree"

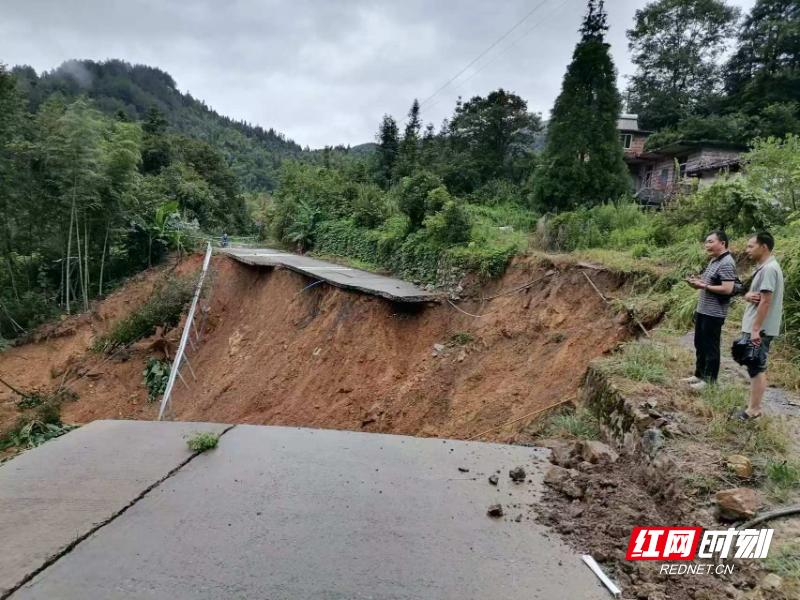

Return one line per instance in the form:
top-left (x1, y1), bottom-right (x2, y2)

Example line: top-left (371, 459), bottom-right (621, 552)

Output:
top-left (141, 104), bottom-right (172, 174)
top-left (725, 0), bottom-right (800, 115)
top-left (626, 0), bottom-right (741, 131)
top-left (374, 114), bottom-right (399, 189)
top-left (744, 134), bottom-right (800, 213)
top-left (397, 171), bottom-right (443, 229)
top-left (448, 89), bottom-right (542, 189)
top-left (395, 99), bottom-right (422, 179)
top-left (534, 0), bottom-right (630, 211)
top-left (420, 122), bottom-right (437, 168)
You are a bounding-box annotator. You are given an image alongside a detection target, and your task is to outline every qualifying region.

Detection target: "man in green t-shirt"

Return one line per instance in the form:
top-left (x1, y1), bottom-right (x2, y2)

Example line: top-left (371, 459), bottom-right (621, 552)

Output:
top-left (736, 232), bottom-right (785, 420)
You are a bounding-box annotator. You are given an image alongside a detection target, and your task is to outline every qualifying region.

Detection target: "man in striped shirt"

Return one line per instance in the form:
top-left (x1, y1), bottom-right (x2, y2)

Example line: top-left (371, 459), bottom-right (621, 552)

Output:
top-left (682, 231), bottom-right (738, 391)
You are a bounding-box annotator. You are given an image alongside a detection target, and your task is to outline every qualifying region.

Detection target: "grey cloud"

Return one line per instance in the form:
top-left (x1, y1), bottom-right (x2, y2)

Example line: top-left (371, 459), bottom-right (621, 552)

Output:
top-left (1, 0), bottom-right (756, 148)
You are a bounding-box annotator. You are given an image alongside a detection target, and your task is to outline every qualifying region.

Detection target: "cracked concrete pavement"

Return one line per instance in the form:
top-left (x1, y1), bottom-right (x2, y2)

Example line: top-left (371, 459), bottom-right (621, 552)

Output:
top-left (2, 422), bottom-right (610, 600)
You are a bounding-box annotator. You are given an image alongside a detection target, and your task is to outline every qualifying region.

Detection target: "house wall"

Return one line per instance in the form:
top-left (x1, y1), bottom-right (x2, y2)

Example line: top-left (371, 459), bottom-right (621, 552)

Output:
top-left (630, 134), bottom-right (647, 155)
top-left (622, 134), bottom-right (648, 159)
top-left (635, 157), bottom-right (676, 190)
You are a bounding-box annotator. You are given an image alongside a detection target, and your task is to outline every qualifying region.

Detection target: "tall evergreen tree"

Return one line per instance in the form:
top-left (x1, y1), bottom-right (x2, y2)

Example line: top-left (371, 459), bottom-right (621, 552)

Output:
top-left (374, 114), bottom-right (399, 189)
top-left (626, 0), bottom-right (740, 131)
top-left (725, 0), bottom-right (800, 115)
top-left (421, 122), bottom-right (437, 168)
top-left (395, 99), bottom-right (422, 179)
top-left (534, 0), bottom-right (630, 211)
top-left (141, 104), bottom-right (171, 174)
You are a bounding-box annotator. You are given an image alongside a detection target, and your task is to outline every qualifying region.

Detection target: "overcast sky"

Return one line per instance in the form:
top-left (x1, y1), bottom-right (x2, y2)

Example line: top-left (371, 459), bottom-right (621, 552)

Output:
top-left (1, 0), bottom-right (756, 149)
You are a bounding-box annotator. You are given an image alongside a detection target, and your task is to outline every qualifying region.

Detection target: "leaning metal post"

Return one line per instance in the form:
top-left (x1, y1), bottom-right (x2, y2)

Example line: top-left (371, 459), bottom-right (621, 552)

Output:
top-left (157, 243), bottom-right (213, 421)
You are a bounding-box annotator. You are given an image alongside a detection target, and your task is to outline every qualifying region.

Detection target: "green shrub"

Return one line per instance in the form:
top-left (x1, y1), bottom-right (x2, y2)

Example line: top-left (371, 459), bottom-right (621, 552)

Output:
top-left (0, 402), bottom-right (78, 451)
top-left (352, 182), bottom-right (390, 229)
top-left (665, 181), bottom-right (785, 237)
top-left (286, 200), bottom-right (321, 250)
top-left (424, 200), bottom-right (472, 245)
top-left (469, 179), bottom-right (524, 206)
top-left (397, 171), bottom-right (443, 229)
top-left (314, 220), bottom-right (379, 264)
top-left (536, 200), bottom-right (651, 252)
top-left (450, 332), bottom-right (473, 345)
top-left (776, 229), bottom-right (800, 348)
top-left (97, 274), bottom-right (196, 351)
top-left (424, 186), bottom-right (451, 215)
top-left (186, 431), bottom-right (219, 452)
top-left (142, 357), bottom-right (171, 403)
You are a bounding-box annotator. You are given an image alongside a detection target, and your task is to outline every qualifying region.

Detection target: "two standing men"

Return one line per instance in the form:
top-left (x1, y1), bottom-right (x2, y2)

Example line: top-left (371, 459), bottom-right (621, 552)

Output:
top-left (684, 231), bottom-right (784, 419)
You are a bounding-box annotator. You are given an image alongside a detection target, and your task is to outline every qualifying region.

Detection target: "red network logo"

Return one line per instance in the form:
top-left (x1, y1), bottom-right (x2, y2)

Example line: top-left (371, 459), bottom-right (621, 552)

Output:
top-left (625, 527), bottom-right (703, 561)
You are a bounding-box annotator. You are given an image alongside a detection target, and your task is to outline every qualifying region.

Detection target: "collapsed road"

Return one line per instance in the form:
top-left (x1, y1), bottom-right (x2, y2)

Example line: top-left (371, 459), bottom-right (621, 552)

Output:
top-left (0, 420), bottom-right (609, 600)
top-left (220, 246), bottom-right (440, 302)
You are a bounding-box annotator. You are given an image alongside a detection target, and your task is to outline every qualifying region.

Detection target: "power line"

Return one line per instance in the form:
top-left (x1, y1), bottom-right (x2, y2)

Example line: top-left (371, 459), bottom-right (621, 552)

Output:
top-left (403, 0), bottom-right (553, 121)
top-left (418, 0), bottom-right (576, 119)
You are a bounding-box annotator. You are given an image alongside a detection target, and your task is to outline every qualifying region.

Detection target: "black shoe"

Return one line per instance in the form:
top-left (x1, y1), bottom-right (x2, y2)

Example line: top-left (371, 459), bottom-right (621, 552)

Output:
top-left (732, 411), bottom-right (761, 421)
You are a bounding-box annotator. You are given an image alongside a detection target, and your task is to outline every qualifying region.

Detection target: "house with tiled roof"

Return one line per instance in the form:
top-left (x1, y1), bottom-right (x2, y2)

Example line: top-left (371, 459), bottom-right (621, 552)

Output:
top-left (618, 114), bottom-right (747, 205)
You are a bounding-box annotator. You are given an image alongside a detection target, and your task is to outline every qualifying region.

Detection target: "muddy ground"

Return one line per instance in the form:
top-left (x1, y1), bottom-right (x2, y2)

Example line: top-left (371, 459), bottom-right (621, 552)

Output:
top-left (0, 253), bottom-right (631, 441)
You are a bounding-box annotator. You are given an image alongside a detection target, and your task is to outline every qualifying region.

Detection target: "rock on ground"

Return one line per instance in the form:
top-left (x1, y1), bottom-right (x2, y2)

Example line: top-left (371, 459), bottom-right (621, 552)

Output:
top-left (543, 466), bottom-right (585, 499)
top-left (548, 442), bottom-right (577, 468)
top-left (577, 441), bottom-right (619, 464)
top-left (726, 455), bottom-right (754, 478)
top-left (509, 466), bottom-right (526, 482)
top-left (487, 504), bottom-right (504, 518)
top-left (715, 488), bottom-right (758, 520)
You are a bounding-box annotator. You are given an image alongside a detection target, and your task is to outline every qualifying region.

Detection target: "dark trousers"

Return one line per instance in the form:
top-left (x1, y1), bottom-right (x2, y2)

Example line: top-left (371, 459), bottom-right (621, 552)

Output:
top-left (694, 312), bottom-right (725, 382)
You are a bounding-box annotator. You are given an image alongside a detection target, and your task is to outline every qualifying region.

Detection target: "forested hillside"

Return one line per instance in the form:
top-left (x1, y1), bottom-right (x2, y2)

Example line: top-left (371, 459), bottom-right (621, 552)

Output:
top-left (11, 59), bottom-right (305, 191)
top-left (0, 62), bottom-right (253, 340)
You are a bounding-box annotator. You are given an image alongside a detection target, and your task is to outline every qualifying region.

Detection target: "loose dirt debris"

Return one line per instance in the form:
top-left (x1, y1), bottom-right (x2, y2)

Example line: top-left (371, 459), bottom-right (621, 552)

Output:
top-left (530, 440), bottom-right (794, 600)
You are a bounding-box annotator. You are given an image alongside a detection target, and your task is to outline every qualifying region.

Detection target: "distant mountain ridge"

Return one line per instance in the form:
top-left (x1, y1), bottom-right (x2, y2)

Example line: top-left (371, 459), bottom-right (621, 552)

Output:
top-left (11, 59), bottom-right (305, 191)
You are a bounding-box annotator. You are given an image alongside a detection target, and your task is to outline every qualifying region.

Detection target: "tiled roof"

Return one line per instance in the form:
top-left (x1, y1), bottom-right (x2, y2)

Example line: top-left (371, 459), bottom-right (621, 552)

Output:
top-left (686, 156), bottom-right (742, 175)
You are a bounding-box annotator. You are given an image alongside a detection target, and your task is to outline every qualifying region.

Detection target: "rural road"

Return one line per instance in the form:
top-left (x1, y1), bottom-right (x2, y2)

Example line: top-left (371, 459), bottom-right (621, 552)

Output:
top-left (1, 421), bottom-right (610, 600)
top-left (220, 247), bottom-right (440, 302)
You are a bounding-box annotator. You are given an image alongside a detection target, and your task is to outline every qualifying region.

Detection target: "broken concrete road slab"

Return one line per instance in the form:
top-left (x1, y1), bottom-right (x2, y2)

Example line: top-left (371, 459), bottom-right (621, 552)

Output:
top-left (10, 424), bottom-right (608, 600)
top-left (220, 247), bottom-right (439, 302)
top-left (0, 420), bottom-right (229, 598)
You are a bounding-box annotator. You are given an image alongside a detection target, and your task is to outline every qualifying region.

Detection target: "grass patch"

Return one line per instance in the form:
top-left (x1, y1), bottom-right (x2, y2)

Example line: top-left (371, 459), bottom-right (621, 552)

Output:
top-left (537, 407), bottom-right (601, 440)
top-left (186, 431), bottom-right (219, 452)
top-left (769, 339), bottom-right (800, 392)
top-left (608, 342), bottom-right (673, 384)
top-left (700, 383), bottom-right (790, 454)
top-left (450, 332), bottom-right (473, 345)
top-left (766, 542), bottom-right (800, 582)
top-left (95, 273), bottom-right (197, 351)
top-left (765, 458), bottom-right (800, 503)
top-left (683, 472), bottom-right (723, 499)
top-left (700, 382), bottom-right (748, 416)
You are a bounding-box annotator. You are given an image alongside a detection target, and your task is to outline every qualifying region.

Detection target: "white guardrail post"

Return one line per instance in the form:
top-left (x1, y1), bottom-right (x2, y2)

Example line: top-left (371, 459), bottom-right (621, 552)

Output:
top-left (157, 242), bottom-right (213, 421)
